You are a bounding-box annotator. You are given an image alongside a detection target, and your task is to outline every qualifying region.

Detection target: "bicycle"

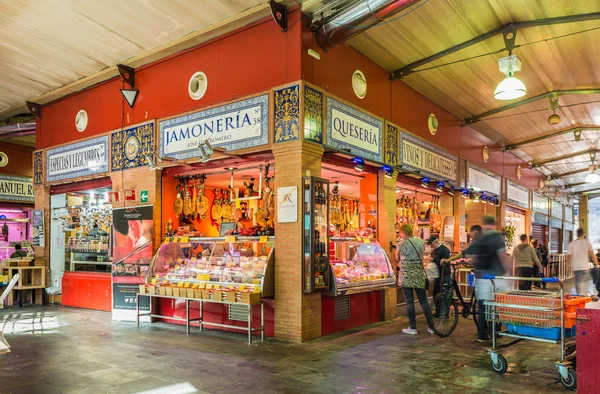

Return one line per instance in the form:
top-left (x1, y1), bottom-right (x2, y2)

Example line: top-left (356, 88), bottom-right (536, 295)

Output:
top-left (430, 261), bottom-right (480, 337)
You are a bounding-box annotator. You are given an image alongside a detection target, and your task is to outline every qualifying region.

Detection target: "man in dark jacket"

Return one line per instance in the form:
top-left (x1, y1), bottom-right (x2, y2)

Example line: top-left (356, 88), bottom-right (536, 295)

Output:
top-left (467, 216), bottom-right (507, 342)
top-left (428, 236), bottom-right (451, 316)
top-left (10, 244), bottom-right (28, 258)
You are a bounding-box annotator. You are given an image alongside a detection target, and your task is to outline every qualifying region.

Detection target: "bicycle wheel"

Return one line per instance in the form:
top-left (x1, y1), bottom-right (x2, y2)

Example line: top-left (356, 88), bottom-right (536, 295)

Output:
top-left (431, 293), bottom-right (459, 337)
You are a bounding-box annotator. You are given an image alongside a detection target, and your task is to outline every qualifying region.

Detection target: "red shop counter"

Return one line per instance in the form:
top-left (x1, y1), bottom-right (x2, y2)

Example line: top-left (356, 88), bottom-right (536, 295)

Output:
top-left (322, 291), bottom-right (382, 336)
top-left (62, 272), bottom-right (111, 311)
top-left (157, 297), bottom-right (275, 337)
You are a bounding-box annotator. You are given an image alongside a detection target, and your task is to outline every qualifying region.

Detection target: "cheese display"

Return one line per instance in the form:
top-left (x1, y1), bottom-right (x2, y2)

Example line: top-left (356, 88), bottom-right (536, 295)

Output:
top-left (146, 237), bottom-right (274, 298)
top-left (328, 238), bottom-right (396, 296)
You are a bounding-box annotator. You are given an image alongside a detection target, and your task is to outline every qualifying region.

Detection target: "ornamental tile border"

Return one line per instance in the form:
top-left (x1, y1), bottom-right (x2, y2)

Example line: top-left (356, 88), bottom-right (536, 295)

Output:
top-left (33, 151), bottom-right (43, 185)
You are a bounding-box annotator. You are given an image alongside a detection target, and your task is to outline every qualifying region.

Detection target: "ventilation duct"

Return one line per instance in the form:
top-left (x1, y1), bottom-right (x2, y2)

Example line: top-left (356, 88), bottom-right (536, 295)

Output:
top-left (314, 0), bottom-right (421, 51)
top-left (0, 121), bottom-right (36, 139)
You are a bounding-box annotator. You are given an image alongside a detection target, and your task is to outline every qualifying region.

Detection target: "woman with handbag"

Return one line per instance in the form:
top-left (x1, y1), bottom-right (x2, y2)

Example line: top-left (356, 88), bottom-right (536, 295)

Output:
top-left (397, 224), bottom-right (435, 335)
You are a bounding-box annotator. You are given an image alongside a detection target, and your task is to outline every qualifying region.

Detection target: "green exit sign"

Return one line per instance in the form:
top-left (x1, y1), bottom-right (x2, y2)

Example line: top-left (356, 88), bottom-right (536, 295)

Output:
top-left (140, 190), bottom-right (149, 203)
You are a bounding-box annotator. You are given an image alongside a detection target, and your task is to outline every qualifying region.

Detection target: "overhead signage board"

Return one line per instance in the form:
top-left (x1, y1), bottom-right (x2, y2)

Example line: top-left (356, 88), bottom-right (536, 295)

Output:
top-left (551, 200), bottom-right (563, 219)
top-left (159, 94), bottom-right (269, 161)
top-left (507, 181), bottom-right (529, 209)
top-left (399, 132), bottom-right (458, 184)
top-left (326, 97), bottom-right (383, 162)
top-left (0, 175), bottom-right (34, 202)
top-left (565, 206), bottom-right (573, 223)
top-left (533, 193), bottom-right (549, 214)
top-left (46, 136), bottom-right (109, 183)
top-left (467, 165), bottom-right (501, 196)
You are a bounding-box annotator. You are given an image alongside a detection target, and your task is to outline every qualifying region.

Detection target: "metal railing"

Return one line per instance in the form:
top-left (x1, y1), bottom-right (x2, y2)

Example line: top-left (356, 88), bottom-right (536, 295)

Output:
top-left (546, 254), bottom-right (573, 281)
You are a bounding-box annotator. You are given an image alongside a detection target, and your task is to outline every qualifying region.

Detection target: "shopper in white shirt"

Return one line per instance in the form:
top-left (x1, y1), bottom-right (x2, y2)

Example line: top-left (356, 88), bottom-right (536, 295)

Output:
top-left (567, 228), bottom-right (599, 295)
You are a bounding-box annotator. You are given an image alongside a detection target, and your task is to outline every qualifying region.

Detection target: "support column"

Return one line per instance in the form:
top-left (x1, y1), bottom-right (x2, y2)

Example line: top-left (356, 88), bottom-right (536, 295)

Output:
top-left (110, 167), bottom-right (163, 247)
top-left (33, 184), bottom-right (51, 267)
top-left (377, 170), bottom-right (397, 321)
top-left (272, 141), bottom-right (324, 342)
top-left (579, 195), bottom-right (588, 234)
top-left (453, 194), bottom-right (465, 253)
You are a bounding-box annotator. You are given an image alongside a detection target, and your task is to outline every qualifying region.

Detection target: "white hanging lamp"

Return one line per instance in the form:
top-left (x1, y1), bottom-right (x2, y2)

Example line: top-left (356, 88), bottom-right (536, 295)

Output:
top-left (494, 54), bottom-right (526, 100)
top-left (585, 164), bottom-right (600, 183)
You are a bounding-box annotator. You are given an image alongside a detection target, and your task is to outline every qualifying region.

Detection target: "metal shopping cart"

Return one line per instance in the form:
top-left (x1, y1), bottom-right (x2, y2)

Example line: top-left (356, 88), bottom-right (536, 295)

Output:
top-left (482, 275), bottom-right (586, 391)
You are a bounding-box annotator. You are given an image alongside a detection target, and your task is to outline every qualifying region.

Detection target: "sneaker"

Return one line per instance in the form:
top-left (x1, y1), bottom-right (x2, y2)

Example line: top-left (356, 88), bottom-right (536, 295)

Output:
top-left (428, 328), bottom-right (435, 335)
top-left (477, 336), bottom-right (491, 343)
top-left (402, 328), bottom-right (418, 335)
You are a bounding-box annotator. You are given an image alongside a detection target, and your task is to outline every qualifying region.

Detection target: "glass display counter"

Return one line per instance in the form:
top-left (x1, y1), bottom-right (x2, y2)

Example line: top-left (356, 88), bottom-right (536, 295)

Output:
top-left (328, 237), bottom-right (396, 296)
top-left (147, 237), bottom-right (274, 297)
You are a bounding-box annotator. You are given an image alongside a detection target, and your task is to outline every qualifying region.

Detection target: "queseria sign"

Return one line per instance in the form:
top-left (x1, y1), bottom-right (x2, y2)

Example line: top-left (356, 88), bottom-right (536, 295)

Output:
top-left (325, 97), bottom-right (383, 163)
top-left (399, 132), bottom-right (458, 184)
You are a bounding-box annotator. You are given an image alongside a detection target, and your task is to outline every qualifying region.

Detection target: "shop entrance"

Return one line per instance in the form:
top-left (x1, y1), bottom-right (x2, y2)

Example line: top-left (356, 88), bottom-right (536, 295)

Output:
top-left (0, 203), bottom-right (33, 259)
top-left (505, 205), bottom-right (527, 254)
top-left (50, 178), bottom-right (113, 311)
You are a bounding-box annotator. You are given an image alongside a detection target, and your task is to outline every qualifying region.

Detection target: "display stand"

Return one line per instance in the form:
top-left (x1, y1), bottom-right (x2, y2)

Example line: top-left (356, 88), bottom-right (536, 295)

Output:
top-left (137, 293), bottom-right (265, 344)
top-left (0, 262), bottom-right (45, 306)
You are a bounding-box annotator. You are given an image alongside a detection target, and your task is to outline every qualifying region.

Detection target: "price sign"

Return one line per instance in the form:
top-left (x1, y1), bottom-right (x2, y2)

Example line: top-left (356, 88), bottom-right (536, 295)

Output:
top-left (363, 238), bottom-right (371, 244)
top-left (225, 235), bottom-right (236, 243)
top-left (259, 236), bottom-right (268, 243)
top-left (180, 236), bottom-right (189, 243)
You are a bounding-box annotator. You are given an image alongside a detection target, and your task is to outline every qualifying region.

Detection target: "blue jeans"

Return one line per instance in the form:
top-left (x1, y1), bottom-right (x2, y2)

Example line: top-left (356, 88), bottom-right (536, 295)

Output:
top-left (403, 287), bottom-right (434, 330)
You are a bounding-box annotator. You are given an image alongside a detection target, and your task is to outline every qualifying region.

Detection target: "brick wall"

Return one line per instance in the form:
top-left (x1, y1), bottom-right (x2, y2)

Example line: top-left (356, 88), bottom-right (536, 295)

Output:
top-left (272, 141), bottom-right (324, 342)
top-left (376, 171), bottom-right (398, 320)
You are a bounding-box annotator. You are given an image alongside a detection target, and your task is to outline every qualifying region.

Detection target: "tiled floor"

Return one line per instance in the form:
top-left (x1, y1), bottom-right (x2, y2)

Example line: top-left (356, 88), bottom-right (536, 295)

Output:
top-left (0, 296), bottom-right (575, 394)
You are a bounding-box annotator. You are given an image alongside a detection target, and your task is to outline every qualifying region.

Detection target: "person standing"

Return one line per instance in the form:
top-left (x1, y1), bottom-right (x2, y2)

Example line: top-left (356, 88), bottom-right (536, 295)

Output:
top-left (468, 216), bottom-right (507, 342)
top-left (428, 236), bottom-right (451, 299)
top-left (567, 228), bottom-right (599, 295)
top-left (397, 224), bottom-right (435, 335)
top-left (513, 234), bottom-right (542, 290)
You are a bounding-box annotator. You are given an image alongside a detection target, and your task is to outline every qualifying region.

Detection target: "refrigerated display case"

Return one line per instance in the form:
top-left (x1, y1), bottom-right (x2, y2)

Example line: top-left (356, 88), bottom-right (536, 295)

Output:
top-left (147, 237), bottom-right (274, 297)
top-left (328, 238), bottom-right (395, 296)
top-left (302, 176), bottom-right (331, 293)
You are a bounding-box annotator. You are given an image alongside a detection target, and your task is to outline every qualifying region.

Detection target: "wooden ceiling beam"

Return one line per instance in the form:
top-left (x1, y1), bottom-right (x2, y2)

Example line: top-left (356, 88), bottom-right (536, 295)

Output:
top-left (503, 125), bottom-right (600, 151)
top-left (463, 90), bottom-right (600, 126)
top-left (550, 167), bottom-right (590, 180)
top-left (391, 12), bottom-right (600, 80)
top-left (531, 149), bottom-right (598, 168)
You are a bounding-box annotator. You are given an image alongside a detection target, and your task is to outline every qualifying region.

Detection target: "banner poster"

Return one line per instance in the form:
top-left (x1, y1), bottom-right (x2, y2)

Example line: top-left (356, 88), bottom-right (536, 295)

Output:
top-left (111, 205), bottom-right (153, 321)
top-left (32, 209), bottom-right (45, 247)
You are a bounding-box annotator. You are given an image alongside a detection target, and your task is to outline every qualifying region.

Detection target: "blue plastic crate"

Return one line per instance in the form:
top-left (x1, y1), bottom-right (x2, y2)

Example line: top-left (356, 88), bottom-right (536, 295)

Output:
top-left (506, 324), bottom-right (576, 340)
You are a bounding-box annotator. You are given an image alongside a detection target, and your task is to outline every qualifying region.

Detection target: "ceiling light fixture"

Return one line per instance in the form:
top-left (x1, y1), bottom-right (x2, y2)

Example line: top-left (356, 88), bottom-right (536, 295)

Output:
top-left (461, 189), bottom-right (469, 199)
top-left (585, 164), bottom-right (600, 183)
top-left (198, 140), bottom-right (214, 163)
top-left (382, 165), bottom-right (394, 179)
top-left (448, 187), bottom-right (455, 196)
top-left (146, 155), bottom-right (159, 171)
top-left (352, 157), bottom-right (365, 172)
top-left (494, 54), bottom-right (526, 100)
top-left (480, 194), bottom-right (488, 204)
top-left (332, 181), bottom-right (339, 195)
top-left (420, 177), bottom-right (430, 189)
top-left (436, 181), bottom-right (444, 193)
top-left (120, 89), bottom-right (139, 108)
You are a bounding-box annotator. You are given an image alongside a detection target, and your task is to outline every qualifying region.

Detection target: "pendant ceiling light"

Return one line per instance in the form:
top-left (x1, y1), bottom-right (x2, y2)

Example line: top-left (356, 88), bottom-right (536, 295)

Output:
top-left (585, 164), bottom-right (600, 183)
top-left (494, 54), bottom-right (526, 100)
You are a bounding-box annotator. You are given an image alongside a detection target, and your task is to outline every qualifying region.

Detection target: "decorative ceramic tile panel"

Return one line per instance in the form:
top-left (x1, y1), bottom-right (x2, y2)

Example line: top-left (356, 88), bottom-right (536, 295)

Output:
top-left (304, 86), bottom-right (322, 143)
top-left (384, 123), bottom-right (399, 166)
top-left (33, 150), bottom-right (43, 185)
top-left (111, 122), bottom-right (155, 171)
top-left (274, 85), bottom-right (300, 143)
